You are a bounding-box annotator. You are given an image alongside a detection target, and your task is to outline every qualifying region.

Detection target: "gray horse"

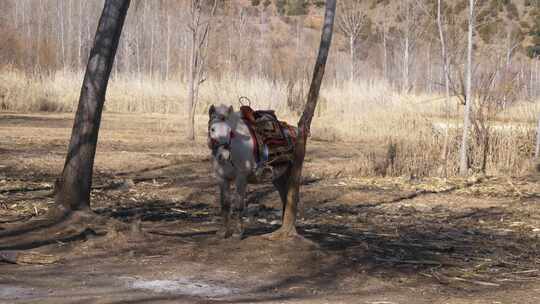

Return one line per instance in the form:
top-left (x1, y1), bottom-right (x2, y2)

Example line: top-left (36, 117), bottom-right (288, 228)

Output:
top-left (207, 104), bottom-right (293, 239)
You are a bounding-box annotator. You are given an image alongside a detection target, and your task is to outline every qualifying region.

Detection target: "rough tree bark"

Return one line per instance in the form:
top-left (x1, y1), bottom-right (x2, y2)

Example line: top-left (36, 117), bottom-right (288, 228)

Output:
top-left (459, 0), bottom-right (475, 176)
top-left (265, 0), bottom-right (336, 240)
top-left (0, 0), bottom-right (131, 250)
top-left (55, 0), bottom-right (130, 211)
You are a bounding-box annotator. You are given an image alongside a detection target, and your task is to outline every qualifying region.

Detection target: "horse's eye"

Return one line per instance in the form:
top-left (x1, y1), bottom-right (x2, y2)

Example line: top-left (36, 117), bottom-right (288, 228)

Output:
top-left (211, 127), bottom-right (215, 132)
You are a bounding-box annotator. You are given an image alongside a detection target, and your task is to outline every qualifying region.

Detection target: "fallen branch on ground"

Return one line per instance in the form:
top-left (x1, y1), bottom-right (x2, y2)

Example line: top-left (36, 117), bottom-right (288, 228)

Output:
top-left (0, 251), bottom-right (61, 264)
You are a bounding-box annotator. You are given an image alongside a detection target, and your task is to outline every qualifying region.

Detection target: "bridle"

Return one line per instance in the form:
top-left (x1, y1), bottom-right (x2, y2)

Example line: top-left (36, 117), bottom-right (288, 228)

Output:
top-left (208, 114), bottom-right (235, 156)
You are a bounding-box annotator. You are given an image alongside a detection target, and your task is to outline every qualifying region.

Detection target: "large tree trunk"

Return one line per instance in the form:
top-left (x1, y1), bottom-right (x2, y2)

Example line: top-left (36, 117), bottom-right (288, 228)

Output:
top-left (55, 0), bottom-right (130, 211)
top-left (459, 0), bottom-right (474, 176)
top-left (0, 0), bottom-right (130, 250)
top-left (267, 0), bottom-right (336, 240)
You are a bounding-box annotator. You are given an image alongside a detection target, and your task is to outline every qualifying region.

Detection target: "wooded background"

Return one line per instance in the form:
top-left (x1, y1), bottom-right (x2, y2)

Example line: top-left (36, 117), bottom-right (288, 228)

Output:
top-left (1, 0), bottom-right (540, 177)
top-left (0, 0), bottom-right (538, 97)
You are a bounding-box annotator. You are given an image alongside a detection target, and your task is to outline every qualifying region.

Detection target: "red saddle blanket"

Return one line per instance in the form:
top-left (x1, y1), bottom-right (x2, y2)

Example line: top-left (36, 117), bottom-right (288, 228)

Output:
top-left (240, 106), bottom-right (297, 165)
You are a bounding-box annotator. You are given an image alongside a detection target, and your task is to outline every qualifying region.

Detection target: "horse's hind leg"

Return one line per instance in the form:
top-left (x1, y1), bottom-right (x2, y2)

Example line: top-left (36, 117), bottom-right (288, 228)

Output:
top-left (217, 179), bottom-right (232, 238)
top-left (232, 176), bottom-right (248, 239)
top-left (272, 166), bottom-right (291, 221)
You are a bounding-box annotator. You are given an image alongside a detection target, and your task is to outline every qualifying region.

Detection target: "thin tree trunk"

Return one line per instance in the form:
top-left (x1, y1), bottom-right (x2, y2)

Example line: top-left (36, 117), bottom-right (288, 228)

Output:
top-left (350, 35), bottom-right (355, 83)
top-left (55, 0), bottom-right (131, 211)
top-left (58, 1), bottom-right (66, 73)
top-left (136, 25), bottom-right (141, 83)
top-left (184, 32), bottom-right (189, 83)
top-left (459, 0), bottom-right (475, 176)
top-left (187, 32), bottom-right (197, 141)
top-left (25, 0), bottom-right (32, 69)
top-left (268, 0), bottom-right (336, 239)
top-left (36, 0), bottom-right (43, 73)
top-left (14, 0), bottom-right (19, 28)
top-left (78, 0), bottom-right (83, 70)
top-left (403, 35), bottom-right (410, 92)
top-left (86, 3), bottom-right (91, 64)
top-left (166, 13), bottom-right (171, 81)
top-left (20, 0), bottom-right (27, 69)
top-left (437, 0), bottom-right (451, 177)
top-left (124, 30), bottom-right (130, 73)
top-left (67, 0), bottom-right (72, 71)
top-left (186, 0), bottom-right (199, 142)
top-left (530, 58), bottom-right (534, 98)
top-left (150, 8), bottom-right (155, 79)
top-left (185, 0), bottom-right (217, 141)
top-left (534, 115), bottom-right (540, 158)
top-left (427, 42), bottom-right (432, 93)
top-left (382, 20), bottom-right (388, 83)
top-left (533, 55), bottom-right (540, 96)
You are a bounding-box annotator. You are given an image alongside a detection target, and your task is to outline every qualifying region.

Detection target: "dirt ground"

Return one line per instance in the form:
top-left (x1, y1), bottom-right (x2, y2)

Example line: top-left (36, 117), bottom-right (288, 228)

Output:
top-left (2, 112), bottom-right (540, 304)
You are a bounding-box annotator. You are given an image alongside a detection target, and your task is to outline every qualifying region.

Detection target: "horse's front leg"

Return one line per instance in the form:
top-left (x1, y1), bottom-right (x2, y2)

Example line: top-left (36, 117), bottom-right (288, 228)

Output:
top-left (216, 179), bottom-right (232, 239)
top-left (232, 176), bottom-right (247, 240)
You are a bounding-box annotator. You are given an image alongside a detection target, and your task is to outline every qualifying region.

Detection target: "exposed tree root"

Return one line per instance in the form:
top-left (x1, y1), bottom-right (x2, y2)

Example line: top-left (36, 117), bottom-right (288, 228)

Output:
top-left (0, 209), bottom-right (129, 251)
top-left (0, 207), bottom-right (70, 238)
top-left (262, 226), bottom-right (302, 241)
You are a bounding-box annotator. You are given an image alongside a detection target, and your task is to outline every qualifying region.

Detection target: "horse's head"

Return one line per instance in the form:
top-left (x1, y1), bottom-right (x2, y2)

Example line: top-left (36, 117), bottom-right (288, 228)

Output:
top-left (208, 104), bottom-right (234, 162)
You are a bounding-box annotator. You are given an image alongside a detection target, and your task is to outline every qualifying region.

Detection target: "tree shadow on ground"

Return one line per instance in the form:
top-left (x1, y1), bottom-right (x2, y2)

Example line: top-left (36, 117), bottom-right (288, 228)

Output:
top-left (101, 195), bottom-right (540, 297)
top-left (248, 205), bottom-right (539, 294)
top-left (94, 200), bottom-right (214, 223)
top-left (3, 196), bottom-right (540, 304)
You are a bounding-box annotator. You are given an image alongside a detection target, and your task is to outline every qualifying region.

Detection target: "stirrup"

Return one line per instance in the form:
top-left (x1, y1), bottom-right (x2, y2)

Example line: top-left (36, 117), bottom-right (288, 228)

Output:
top-left (254, 165), bottom-right (273, 181)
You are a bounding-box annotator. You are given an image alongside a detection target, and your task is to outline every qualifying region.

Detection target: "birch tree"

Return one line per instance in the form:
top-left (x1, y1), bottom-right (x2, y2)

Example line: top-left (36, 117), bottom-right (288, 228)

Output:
top-left (534, 114), bottom-right (540, 159)
top-left (459, 0), bottom-right (476, 176)
top-left (186, 0), bottom-right (218, 141)
top-left (337, 0), bottom-right (366, 84)
top-left (437, 0), bottom-right (451, 177)
top-left (396, 0), bottom-right (424, 93)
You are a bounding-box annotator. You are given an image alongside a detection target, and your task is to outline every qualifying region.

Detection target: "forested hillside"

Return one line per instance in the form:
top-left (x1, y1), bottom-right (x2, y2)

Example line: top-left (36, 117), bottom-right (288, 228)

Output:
top-left (0, 0), bottom-right (538, 95)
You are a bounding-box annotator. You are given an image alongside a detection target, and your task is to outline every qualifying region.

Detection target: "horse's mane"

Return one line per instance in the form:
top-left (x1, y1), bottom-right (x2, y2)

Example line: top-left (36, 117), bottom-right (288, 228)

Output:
top-left (212, 104), bottom-right (242, 127)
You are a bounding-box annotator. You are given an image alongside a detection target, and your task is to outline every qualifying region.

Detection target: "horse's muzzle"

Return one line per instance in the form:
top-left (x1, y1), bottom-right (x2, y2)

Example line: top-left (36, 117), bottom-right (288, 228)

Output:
top-left (215, 145), bottom-right (231, 163)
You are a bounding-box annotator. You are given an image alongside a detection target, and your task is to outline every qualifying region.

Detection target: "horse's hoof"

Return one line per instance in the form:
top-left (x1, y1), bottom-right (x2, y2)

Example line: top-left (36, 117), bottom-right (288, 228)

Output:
top-left (231, 223), bottom-right (244, 240)
top-left (231, 231), bottom-right (244, 241)
top-left (216, 229), bottom-right (232, 239)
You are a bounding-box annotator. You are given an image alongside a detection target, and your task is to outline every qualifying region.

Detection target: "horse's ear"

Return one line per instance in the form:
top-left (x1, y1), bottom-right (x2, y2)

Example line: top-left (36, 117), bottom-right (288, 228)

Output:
top-left (227, 105), bottom-right (234, 115)
top-left (209, 105), bottom-right (215, 117)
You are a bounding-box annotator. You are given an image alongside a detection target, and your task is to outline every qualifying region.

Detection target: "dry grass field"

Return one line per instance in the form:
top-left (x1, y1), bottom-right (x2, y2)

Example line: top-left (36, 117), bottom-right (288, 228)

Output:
top-left (1, 69), bottom-right (539, 178)
top-left (2, 111), bottom-right (540, 303)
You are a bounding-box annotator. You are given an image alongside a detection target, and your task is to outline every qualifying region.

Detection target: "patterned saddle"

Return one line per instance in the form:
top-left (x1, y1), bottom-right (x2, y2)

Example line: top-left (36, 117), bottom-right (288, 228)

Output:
top-left (240, 105), bottom-right (297, 166)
